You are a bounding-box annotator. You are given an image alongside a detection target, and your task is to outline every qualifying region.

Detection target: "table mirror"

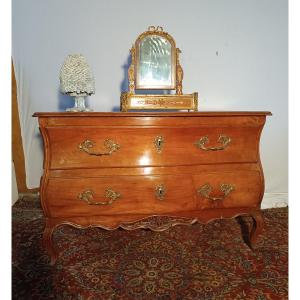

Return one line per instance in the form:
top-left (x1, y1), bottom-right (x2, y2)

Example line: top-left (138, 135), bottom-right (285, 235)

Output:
top-left (121, 26), bottom-right (198, 111)
top-left (136, 30), bottom-right (175, 89)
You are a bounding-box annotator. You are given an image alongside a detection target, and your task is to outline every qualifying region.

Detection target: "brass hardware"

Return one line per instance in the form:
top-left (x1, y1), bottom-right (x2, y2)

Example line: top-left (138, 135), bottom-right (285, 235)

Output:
top-left (197, 183), bottom-right (235, 201)
top-left (78, 188), bottom-right (121, 205)
top-left (154, 136), bottom-right (165, 153)
top-left (155, 184), bottom-right (166, 200)
top-left (194, 135), bottom-right (231, 151)
top-left (78, 139), bottom-right (120, 156)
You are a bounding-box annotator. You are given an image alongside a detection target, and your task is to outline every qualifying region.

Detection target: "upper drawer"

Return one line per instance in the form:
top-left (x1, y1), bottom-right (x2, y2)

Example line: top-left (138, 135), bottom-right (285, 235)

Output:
top-left (47, 126), bottom-right (261, 169)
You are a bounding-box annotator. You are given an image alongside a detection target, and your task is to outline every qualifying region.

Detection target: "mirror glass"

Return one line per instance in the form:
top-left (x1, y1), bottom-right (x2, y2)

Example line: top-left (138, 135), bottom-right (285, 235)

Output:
top-left (137, 35), bottom-right (174, 89)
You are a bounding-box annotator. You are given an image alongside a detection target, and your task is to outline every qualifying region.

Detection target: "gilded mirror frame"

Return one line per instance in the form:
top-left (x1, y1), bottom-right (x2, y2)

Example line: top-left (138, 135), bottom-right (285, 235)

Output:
top-left (135, 26), bottom-right (176, 90)
top-left (121, 26), bottom-right (198, 111)
top-left (128, 26), bottom-right (183, 95)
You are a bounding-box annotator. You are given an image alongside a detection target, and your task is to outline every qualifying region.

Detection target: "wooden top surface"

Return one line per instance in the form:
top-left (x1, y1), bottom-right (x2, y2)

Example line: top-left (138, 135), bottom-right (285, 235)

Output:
top-left (33, 111), bottom-right (272, 117)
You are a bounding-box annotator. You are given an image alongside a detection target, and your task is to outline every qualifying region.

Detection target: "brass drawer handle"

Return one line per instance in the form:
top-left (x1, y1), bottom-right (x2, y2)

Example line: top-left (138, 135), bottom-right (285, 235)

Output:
top-left (194, 135), bottom-right (231, 151)
top-left (155, 184), bottom-right (166, 200)
top-left (197, 183), bottom-right (235, 201)
top-left (154, 136), bottom-right (165, 153)
top-left (78, 188), bottom-right (121, 205)
top-left (79, 139), bottom-right (120, 156)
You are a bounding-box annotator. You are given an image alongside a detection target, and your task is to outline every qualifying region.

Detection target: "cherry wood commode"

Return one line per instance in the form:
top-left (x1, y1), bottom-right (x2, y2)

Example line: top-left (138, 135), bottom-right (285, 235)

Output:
top-left (33, 111), bottom-right (271, 265)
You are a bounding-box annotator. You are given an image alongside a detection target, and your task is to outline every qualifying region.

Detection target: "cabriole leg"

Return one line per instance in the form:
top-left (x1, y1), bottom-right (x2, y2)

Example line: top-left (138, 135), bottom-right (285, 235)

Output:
top-left (249, 210), bottom-right (264, 248)
top-left (43, 218), bottom-right (58, 265)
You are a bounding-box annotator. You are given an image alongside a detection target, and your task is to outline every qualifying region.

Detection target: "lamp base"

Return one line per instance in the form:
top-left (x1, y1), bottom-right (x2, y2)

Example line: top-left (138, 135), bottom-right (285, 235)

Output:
top-left (66, 95), bottom-right (93, 112)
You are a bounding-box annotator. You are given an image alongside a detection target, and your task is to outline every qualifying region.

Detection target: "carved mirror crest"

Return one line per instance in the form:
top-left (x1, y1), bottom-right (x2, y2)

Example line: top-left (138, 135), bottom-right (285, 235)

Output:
top-left (121, 26), bottom-right (198, 111)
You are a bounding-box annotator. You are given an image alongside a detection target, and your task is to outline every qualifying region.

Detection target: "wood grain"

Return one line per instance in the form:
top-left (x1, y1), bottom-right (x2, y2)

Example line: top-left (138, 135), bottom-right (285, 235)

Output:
top-left (12, 61), bottom-right (39, 193)
top-left (34, 111), bottom-right (271, 264)
top-left (46, 175), bottom-right (196, 217)
top-left (47, 126), bottom-right (261, 169)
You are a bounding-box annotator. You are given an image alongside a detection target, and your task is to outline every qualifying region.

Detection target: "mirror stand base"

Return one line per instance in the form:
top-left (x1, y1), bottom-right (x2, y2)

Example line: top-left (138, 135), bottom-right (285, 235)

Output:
top-left (120, 92), bottom-right (198, 112)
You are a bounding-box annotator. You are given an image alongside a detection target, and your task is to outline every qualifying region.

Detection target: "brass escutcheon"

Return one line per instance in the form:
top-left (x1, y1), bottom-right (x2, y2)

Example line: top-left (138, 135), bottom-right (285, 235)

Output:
top-left (155, 184), bottom-right (166, 200)
top-left (154, 136), bottom-right (165, 153)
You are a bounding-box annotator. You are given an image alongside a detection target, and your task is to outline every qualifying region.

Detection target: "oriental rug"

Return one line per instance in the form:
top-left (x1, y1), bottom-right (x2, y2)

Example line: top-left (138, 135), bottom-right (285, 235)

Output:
top-left (12, 196), bottom-right (288, 300)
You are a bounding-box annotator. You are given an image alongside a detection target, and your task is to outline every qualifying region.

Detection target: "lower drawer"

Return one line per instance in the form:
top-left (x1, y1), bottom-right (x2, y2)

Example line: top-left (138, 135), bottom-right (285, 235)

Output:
top-left (44, 169), bottom-right (263, 217)
top-left (45, 175), bottom-right (196, 217)
top-left (193, 170), bottom-right (263, 209)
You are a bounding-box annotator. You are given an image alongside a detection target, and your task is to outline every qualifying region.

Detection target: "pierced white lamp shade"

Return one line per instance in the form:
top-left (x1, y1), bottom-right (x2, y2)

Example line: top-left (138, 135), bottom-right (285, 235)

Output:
top-left (60, 54), bottom-right (95, 112)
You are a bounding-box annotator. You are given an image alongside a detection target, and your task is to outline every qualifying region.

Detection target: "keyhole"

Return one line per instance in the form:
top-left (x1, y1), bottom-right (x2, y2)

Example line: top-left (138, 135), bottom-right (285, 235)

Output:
top-left (155, 184), bottom-right (166, 200)
top-left (155, 136), bottom-right (164, 153)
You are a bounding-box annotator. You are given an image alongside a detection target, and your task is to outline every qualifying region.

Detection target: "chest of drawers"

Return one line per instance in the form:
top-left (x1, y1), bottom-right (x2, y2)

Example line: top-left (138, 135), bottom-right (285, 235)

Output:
top-left (34, 111), bottom-right (271, 264)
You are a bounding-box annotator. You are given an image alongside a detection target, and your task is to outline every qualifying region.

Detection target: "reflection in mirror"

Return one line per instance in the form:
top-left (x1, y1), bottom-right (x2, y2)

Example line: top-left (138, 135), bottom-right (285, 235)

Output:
top-left (137, 35), bottom-right (173, 88)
